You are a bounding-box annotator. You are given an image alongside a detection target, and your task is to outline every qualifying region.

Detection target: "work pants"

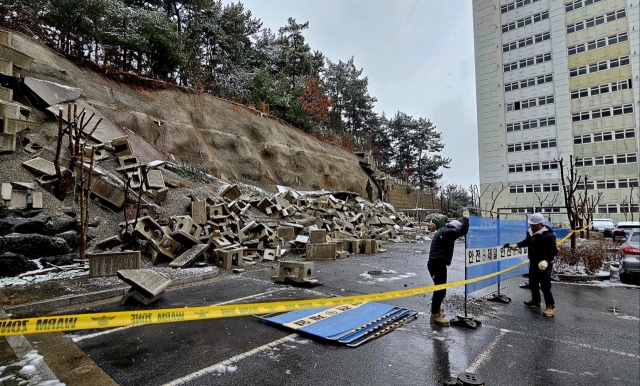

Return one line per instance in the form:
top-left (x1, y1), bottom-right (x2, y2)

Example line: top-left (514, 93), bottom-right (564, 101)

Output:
top-left (427, 259), bottom-right (447, 315)
top-left (529, 263), bottom-right (554, 307)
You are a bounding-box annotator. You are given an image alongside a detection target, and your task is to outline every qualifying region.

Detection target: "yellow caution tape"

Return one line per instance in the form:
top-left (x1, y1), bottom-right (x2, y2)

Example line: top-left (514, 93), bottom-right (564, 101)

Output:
top-left (0, 226), bottom-right (579, 337)
top-left (0, 260), bottom-right (530, 337)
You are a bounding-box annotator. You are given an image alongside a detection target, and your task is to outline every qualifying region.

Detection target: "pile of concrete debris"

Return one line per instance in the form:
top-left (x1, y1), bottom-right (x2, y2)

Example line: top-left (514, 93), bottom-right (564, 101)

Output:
top-left (91, 176), bottom-right (425, 273)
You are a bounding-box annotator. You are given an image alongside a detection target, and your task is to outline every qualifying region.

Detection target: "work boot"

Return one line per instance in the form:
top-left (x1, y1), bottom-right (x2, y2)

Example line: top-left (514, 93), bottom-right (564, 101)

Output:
top-left (430, 313), bottom-right (450, 326)
top-left (524, 299), bottom-right (541, 307)
top-left (439, 308), bottom-right (445, 316)
top-left (543, 306), bottom-right (555, 317)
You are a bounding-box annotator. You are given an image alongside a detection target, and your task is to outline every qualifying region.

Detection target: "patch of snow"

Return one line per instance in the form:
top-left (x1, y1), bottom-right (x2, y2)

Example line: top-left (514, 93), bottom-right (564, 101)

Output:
top-left (227, 365), bottom-right (237, 373)
top-left (359, 272), bottom-right (373, 280)
top-left (285, 369), bottom-right (291, 375)
top-left (617, 315), bottom-right (639, 321)
top-left (18, 366), bottom-right (36, 377)
top-left (547, 369), bottom-right (573, 376)
top-left (216, 364), bottom-right (227, 373)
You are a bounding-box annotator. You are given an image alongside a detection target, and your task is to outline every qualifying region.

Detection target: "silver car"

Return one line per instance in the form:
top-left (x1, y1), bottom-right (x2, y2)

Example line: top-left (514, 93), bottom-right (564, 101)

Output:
top-left (618, 230), bottom-right (640, 283)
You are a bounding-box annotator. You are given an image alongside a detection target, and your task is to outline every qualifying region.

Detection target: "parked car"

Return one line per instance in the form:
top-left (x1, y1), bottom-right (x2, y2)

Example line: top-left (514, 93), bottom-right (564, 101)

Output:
top-left (592, 219), bottom-right (615, 236)
top-left (618, 230), bottom-right (640, 283)
top-left (613, 222), bottom-right (640, 241)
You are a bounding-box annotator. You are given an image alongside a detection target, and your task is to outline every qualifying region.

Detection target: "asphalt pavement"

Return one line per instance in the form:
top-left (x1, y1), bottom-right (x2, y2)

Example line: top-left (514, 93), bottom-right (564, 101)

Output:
top-left (3, 242), bottom-right (640, 385)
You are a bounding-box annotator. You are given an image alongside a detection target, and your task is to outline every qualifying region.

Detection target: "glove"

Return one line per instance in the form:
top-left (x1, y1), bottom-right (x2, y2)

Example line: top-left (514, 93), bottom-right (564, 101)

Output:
top-left (538, 260), bottom-right (548, 270)
top-left (502, 243), bottom-right (510, 249)
top-left (462, 210), bottom-right (470, 218)
top-left (503, 243), bottom-right (518, 249)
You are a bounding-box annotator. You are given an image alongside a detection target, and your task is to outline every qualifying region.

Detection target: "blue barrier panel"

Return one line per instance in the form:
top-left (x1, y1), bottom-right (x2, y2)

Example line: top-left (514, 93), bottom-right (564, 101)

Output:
top-left (465, 216), bottom-right (529, 293)
top-left (553, 228), bottom-right (570, 240)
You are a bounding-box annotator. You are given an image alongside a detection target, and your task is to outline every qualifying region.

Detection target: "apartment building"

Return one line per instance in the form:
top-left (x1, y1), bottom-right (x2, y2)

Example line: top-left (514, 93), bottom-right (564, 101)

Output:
top-left (473, 0), bottom-right (640, 223)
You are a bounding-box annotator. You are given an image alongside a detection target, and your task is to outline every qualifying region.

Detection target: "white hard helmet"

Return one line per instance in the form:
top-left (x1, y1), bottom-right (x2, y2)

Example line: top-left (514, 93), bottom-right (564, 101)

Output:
top-left (528, 213), bottom-right (545, 225)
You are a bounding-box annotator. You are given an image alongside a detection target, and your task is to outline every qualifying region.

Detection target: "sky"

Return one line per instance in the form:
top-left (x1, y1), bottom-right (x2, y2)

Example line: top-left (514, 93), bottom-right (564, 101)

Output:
top-left (231, 0), bottom-right (479, 187)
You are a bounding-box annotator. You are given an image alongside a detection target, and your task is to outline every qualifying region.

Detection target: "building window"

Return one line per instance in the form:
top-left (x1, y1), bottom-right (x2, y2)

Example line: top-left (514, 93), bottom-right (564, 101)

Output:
top-left (502, 10), bottom-right (548, 32)
top-left (569, 56), bottom-right (629, 78)
top-left (614, 128), bottom-right (636, 139)
top-left (567, 9), bottom-right (625, 34)
top-left (567, 33), bottom-right (627, 56)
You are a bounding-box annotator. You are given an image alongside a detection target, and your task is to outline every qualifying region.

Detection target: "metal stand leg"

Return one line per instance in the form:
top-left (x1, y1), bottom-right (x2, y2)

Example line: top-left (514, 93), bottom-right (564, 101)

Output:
top-left (450, 291), bottom-right (482, 329)
top-left (488, 282), bottom-right (511, 303)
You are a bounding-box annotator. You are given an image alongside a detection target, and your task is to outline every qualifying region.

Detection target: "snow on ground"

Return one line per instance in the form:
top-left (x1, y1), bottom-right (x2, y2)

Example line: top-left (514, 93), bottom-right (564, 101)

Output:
top-left (0, 269), bottom-right (89, 288)
top-left (0, 350), bottom-right (65, 386)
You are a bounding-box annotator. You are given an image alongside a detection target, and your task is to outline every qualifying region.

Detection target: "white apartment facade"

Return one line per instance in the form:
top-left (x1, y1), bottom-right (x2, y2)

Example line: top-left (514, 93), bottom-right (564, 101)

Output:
top-left (473, 0), bottom-right (640, 224)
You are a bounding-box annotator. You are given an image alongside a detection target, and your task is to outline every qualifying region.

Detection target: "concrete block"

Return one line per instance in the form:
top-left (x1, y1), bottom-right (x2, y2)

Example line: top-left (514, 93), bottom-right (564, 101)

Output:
top-left (0, 44), bottom-right (33, 70)
top-left (31, 191), bottom-right (42, 209)
top-left (0, 85), bottom-right (13, 101)
top-left (376, 240), bottom-right (384, 251)
top-left (305, 243), bottom-right (337, 260)
top-left (208, 233), bottom-right (232, 249)
top-left (150, 235), bottom-right (180, 260)
top-left (22, 157), bottom-right (58, 176)
top-left (0, 31), bottom-right (11, 47)
top-left (271, 261), bottom-right (318, 285)
top-left (350, 240), bottom-right (366, 254)
top-left (214, 247), bottom-right (244, 270)
top-left (294, 235), bottom-right (309, 245)
top-left (3, 117), bottom-right (33, 134)
top-left (111, 136), bottom-right (133, 157)
top-left (263, 248), bottom-right (279, 261)
top-left (96, 235), bottom-right (123, 249)
top-left (116, 154), bottom-right (142, 171)
top-left (153, 187), bottom-right (169, 204)
top-left (23, 77), bottom-right (82, 107)
top-left (21, 134), bottom-right (45, 154)
top-left (0, 100), bottom-right (20, 119)
top-left (1, 182), bottom-right (11, 200)
top-left (170, 230), bottom-right (201, 248)
top-left (169, 243), bottom-right (209, 268)
top-left (309, 229), bottom-right (327, 244)
top-left (0, 133), bottom-right (15, 152)
top-left (174, 216), bottom-right (202, 238)
top-left (146, 169), bottom-right (165, 189)
top-left (92, 177), bottom-right (125, 208)
top-left (365, 239), bottom-right (375, 254)
top-left (207, 204), bottom-right (229, 219)
top-left (220, 184), bottom-right (241, 200)
top-left (0, 59), bottom-right (11, 75)
top-left (191, 201), bottom-right (207, 225)
top-left (276, 226), bottom-right (296, 241)
top-left (117, 269), bottom-right (172, 305)
top-left (89, 251), bottom-right (141, 277)
top-left (337, 251), bottom-right (349, 258)
top-left (9, 190), bottom-right (27, 209)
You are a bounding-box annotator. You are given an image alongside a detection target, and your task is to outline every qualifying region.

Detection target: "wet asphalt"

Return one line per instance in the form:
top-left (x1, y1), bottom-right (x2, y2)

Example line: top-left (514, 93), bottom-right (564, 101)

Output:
top-left (62, 242), bottom-right (639, 386)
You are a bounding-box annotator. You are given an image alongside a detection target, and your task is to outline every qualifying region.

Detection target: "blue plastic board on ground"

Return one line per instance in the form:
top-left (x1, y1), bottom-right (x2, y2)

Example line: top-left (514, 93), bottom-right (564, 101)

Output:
top-left (259, 302), bottom-right (403, 341)
top-left (465, 216), bottom-right (529, 293)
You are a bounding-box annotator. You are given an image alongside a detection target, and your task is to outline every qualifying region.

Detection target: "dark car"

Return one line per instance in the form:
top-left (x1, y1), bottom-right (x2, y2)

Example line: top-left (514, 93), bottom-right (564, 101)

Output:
top-left (613, 222), bottom-right (640, 241)
top-left (618, 230), bottom-right (640, 283)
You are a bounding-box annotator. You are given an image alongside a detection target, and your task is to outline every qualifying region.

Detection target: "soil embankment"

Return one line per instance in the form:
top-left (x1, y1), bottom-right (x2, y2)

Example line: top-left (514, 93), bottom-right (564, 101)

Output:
top-left (10, 31), bottom-right (377, 197)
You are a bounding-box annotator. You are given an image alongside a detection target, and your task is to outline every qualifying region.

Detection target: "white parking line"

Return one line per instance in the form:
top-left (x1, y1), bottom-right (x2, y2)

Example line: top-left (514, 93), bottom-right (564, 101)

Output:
top-left (71, 287), bottom-right (288, 343)
top-left (466, 329), bottom-right (507, 373)
top-left (161, 333), bottom-right (299, 386)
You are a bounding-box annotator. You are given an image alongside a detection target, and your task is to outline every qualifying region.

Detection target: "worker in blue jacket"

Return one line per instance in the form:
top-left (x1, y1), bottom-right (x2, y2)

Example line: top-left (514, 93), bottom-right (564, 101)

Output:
top-left (427, 211), bottom-right (470, 325)
top-left (503, 212), bottom-right (557, 317)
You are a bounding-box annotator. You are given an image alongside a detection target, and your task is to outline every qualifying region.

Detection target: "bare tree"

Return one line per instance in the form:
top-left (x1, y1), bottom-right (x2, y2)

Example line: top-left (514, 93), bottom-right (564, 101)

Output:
top-left (483, 182), bottom-right (511, 218)
top-left (54, 104), bottom-right (102, 260)
top-left (620, 186), bottom-right (636, 221)
top-left (556, 156), bottom-right (587, 249)
top-left (468, 184), bottom-right (482, 214)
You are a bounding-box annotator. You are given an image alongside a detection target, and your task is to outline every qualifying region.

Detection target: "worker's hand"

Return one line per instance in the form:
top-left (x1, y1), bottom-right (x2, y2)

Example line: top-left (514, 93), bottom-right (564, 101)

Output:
top-left (462, 210), bottom-right (470, 218)
top-left (538, 260), bottom-right (548, 270)
top-left (502, 243), bottom-right (510, 249)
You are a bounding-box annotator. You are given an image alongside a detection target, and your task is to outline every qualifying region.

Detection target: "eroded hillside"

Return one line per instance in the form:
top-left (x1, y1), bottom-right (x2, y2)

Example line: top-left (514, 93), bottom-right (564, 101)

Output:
top-left (9, 30), bottom-right (378, 197)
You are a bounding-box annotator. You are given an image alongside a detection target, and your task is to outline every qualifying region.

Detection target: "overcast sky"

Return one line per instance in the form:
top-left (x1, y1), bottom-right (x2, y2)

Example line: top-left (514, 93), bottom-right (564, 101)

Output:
top-left (232, 0), bottom-right (479, 187)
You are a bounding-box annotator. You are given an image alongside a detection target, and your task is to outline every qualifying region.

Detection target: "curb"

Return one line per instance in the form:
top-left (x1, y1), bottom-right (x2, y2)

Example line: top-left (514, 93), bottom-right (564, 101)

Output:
top-left (0, 308), bottom-right (59, 384)
top-left (556, 272), bottom-right (611, 282)
top-left (3, 270), bottom-right (219, 316)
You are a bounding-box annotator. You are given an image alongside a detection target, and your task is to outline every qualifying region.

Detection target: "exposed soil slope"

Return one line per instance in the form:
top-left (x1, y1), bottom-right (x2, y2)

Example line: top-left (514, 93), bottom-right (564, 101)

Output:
top-left (11, 31), bottom-right (376, 197)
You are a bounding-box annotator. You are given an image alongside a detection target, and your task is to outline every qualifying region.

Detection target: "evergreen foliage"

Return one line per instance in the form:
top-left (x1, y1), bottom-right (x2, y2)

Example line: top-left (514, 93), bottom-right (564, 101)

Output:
top-left (2, 0), bottom-right (451, 185)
